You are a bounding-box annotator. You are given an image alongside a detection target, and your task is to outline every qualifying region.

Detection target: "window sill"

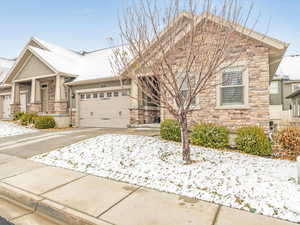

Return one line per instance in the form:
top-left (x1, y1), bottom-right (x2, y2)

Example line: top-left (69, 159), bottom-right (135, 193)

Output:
top-left (215, 105), bottom-right (250, 110)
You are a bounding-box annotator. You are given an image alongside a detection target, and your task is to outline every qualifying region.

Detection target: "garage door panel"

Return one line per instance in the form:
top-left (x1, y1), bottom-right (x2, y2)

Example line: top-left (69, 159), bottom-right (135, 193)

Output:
top-left (79, 93), bottom-right (130, 128)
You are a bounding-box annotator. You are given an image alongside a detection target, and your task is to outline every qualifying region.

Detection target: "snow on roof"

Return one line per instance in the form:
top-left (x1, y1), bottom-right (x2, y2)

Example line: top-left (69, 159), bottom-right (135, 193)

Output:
top-left (0, 57), bottom-right (16, 83)
top-left (276, 55), bottom-right (300, 80)
top-left (30, 37), bottom-right (130, 81)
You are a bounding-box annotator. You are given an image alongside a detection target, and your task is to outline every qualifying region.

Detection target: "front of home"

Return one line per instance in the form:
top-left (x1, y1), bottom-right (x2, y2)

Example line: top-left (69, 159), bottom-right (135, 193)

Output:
top-left (0, 13), bottom-right (289, 131)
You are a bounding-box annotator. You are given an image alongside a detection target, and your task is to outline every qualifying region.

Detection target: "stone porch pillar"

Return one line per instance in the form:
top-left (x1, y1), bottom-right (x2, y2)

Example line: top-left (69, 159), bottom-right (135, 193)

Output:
top-left (54, 75), bottom-right (68, 114)
top-left (10, 82), bottom-right (21, 114)
top-left (0, 96), bottom-right (3, 118)
top-left (29, 78), bottom-right (41, 113)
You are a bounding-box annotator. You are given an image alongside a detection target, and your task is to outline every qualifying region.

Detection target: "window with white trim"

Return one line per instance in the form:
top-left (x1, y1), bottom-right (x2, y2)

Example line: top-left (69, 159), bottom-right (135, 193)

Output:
top-left (292, 83), bottom-right (300, 92)
top-left (177, 72), bottom-right (196, 106)
top-left (220, 67), bottom-right (245, 106)
top-left (270, 81), bottom-right (279, 94)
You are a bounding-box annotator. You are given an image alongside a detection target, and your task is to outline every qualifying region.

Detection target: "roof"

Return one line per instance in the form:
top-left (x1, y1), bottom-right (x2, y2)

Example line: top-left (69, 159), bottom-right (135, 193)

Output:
top-left (0, 57), bottom-right (16, 83)
top-left (286, 88), bottom-right (300, 99)
top-left (24, 37), bottom-right (129, 82)
top-left (118, 11), bottom-right (288, 78)
top-left (276, 55), bottom-right (300, 81)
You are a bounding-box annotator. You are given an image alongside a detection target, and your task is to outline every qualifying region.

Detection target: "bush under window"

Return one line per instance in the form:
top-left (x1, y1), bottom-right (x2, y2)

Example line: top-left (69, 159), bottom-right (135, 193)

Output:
top-left (34, 116), bottom-right (56, 129)
top-left (20, 113), bottom-right (38, 126)
top-left (190, 123), bottom-right (229, 149)
top-left (12, 112), bottom-right (25, 121)
top-left (235, 126), bottom-right (272, 156)
top-left (160, 119), bottom-right (181, 142)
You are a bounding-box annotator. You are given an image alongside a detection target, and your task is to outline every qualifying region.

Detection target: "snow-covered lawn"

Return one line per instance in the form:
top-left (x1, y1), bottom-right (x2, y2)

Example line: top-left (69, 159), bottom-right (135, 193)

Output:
top-left (0, 121), bottom-right (37, 138)
top-left (31, 134), bottom-right (300, 223)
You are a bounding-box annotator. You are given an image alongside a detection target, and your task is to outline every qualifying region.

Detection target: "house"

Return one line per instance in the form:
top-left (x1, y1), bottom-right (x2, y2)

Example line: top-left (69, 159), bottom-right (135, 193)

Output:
top-left (0, 57), bottom-right (16, 119)
top-left (286, 89), bottom-right (300, 124)
top-left (0, 13), bottom-right (289, 131)
top-left (269, 55), bottom-right (300, 126)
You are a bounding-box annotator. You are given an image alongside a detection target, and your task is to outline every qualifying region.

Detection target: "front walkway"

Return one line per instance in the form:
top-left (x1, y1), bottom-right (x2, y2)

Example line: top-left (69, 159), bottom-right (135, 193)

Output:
top-left (0, 154), bottom-right (295, 225)
top-left (0, 127), bottom-right (159, 158)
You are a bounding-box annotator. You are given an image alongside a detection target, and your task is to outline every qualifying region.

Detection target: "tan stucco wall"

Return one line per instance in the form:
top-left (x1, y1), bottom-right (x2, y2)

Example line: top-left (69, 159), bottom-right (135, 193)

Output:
top-left (16, 55), bottom-right (54, 80)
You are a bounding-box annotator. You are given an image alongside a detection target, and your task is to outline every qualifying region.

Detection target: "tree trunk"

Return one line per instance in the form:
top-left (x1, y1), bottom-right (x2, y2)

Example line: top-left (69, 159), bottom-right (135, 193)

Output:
top-left (180, 114), bottom-right (191, 164)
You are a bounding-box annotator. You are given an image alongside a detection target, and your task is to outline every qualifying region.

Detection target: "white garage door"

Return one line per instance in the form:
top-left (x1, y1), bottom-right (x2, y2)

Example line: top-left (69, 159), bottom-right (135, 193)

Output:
top-left (79, 90), bottom-right (130, 128)
top-left (2, 95), bottom-right (11, 119)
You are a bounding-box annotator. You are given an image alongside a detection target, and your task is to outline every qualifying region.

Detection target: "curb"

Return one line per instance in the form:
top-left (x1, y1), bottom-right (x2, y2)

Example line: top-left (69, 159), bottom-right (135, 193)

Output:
top-left (0, 182), bottom-right (110, 225)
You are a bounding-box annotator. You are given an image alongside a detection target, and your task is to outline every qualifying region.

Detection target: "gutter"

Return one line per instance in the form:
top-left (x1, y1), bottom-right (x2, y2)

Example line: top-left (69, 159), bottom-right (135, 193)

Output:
top-left (65, 76), bottom-right (120, 86)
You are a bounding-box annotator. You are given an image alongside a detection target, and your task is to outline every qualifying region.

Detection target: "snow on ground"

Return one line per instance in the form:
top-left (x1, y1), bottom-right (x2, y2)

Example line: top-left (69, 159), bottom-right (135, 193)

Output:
top-left (31, 134), bottom-right (300, 223)
top-left (0, 121), bottom-right (37, 138)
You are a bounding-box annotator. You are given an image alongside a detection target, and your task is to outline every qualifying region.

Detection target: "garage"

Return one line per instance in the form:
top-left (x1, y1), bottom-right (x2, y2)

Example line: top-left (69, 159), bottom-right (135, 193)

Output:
top-left (79, 89), bottom-right (130, 128)
top-left (2, 95), bottom-right (11, 119)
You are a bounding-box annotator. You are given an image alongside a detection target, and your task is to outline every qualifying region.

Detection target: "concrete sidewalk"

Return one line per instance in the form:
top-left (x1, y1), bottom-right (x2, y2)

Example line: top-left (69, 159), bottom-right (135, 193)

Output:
top-left (0, 154), bottom-right (296, 225)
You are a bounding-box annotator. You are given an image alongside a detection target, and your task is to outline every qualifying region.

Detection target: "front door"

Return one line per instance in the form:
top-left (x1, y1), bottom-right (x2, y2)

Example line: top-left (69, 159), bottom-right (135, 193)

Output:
top-left (41, 86), bottom-right (48, 113)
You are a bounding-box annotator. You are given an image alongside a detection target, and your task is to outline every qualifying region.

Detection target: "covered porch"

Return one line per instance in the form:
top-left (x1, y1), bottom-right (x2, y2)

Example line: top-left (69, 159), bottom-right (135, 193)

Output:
top-left (10, 74), bottom-right (70, 125)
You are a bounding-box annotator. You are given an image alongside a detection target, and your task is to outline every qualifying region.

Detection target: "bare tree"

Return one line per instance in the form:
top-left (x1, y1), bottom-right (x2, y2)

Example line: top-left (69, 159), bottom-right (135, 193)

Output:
top-left (111, 0), bottom-right (254, 164)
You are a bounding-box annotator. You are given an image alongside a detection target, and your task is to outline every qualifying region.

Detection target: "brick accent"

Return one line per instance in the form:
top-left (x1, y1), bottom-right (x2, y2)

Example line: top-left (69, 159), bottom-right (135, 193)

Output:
top-left (28, 103), bottom-right (41, 113)
top-left (54, 101), bottom-right (68, 114)
top-left (10, 104), bottom-right (20, 114)
top-left (130, 108), bottom-right (160, 124)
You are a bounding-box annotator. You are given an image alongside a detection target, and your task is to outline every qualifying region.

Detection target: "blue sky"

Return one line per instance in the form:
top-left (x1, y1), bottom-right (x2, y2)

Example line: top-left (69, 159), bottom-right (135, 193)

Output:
top-left (0, 0), bottom-right (299, 58)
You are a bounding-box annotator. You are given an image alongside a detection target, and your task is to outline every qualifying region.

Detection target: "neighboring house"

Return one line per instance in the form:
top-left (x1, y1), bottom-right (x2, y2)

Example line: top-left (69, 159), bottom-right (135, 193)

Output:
top-left (286, 88), bottom-right (300, 124)
top-left (0, 57), bottom-right (16, 119)
top-left (270, 55), bottom-right (300, 125)
top-left (0, 13), bottom-right (289, 131)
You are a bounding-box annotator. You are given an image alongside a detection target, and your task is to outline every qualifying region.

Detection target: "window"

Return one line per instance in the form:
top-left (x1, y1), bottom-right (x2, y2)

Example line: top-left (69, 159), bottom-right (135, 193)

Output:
top-left (220, 67), bottom-right (245, 106)
top-left (113, 91), bottom-right (119, 97)
top-left (99, 92), bottom-right (104, 98)
top-left (107, 92), bottom-right (112, 97)
top-left (177, 72), bottom-right (196, 106)
top-left (86, 93), bottom-right (91, 99)
top-left (93, 93), bottom-right (98, 99)
top-left (80, 94), bottom-right (85, 100)
top-left (270, 81), bottom-right (279, 94)
top-left (121, 90), bottom-right (130, 96)
top-left (293, 84), bottom-right (300, 92)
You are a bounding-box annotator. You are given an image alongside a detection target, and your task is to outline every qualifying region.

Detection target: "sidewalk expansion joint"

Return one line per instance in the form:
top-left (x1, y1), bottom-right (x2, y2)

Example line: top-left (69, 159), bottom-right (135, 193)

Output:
top-left (10, 212), bottom-right (33, 221)
top-left (96, 186), bottom-right (142, 219)
top-left (39, 174), bottom-right (88, 196)
top-left (212, 205), bottom-right (221, 225)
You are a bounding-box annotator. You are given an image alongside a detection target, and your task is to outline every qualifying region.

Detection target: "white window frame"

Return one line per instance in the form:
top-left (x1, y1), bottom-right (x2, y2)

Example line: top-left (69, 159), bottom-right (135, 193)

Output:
top-left (292, 83), bottom-right (300, 92)
top-left (270, 81), bottom-right (279, 94)
top-left (175, 71), bottom-right (199, 108)
top-left (216, 61), bottom-right (249, 109)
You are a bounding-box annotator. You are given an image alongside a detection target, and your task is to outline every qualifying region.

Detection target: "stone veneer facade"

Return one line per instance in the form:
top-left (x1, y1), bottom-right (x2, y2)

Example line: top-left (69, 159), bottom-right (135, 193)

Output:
top-left (159, 34), bottom-right (271, 132)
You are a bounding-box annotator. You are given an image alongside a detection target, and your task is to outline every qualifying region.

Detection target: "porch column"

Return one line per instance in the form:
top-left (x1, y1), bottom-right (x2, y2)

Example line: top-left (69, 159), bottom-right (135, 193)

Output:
top-left (54, 75), bottom-right (67, 113)
top-left (31, 78), bottom-right (36, 103)
top-left (10, 82), bottom-right (21, 114)
top-left (29, 78), bottom-right (41, 113)
top-left (55, 75), bottom-right (61, 101)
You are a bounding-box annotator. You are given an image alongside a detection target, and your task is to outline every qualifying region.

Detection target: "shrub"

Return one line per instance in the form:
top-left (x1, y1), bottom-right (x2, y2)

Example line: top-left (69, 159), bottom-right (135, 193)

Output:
top-left (273, 126), bottom-right (300, 160)
top-left (235, 126), bottom-right (272, 156)
top-left (13, 112), bottom-right (25, 121)
top-left (190, 123), bottom-right (229, 149)
top-left (20, 113), bottom-right (38, 125)
top-left (34, 116), bottom-right (56, 129)
top-left (160, 119), bottom-right (181, 142)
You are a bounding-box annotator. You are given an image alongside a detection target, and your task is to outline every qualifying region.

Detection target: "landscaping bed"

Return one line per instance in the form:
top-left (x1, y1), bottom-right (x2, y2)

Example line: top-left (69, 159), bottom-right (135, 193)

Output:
top-left (0, 121), bottom-right (37, 138)
top-left (31, 134), bottom-right (300, 223)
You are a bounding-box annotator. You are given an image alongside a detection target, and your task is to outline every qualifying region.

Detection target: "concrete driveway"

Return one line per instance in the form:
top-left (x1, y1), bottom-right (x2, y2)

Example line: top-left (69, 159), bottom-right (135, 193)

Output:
top-left (0, 128), bottom-right (159, 158)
